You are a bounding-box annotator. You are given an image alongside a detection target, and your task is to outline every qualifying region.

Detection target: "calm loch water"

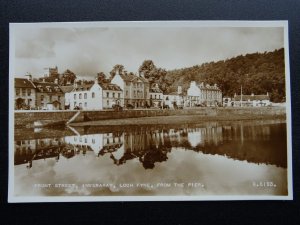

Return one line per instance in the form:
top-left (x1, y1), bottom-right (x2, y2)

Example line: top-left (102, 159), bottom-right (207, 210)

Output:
top-left (14, 119), bottom-right (288, 196)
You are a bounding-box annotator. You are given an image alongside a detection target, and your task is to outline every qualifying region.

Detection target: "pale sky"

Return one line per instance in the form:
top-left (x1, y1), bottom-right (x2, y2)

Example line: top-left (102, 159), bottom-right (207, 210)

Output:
top-left (14, 150), bottom-right (287, 196)
top-left (13, 24), bottom-right (284, 79)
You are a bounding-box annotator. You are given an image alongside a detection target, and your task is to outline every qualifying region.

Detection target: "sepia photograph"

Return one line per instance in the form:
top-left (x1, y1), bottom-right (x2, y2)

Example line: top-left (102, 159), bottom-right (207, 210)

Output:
top-left (8, 21), bottom-right (292, 202)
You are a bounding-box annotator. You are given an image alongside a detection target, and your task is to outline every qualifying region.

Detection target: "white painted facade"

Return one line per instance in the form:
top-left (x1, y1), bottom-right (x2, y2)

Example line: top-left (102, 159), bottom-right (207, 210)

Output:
top-left (187, 81), bottom-right (222, 107)
top-left (65, 81), bottom-right (123, 110)
top-left (65, 83), bottom-right (103, 110)
top-left (64, 133), bottom-right (124, 156)
top-left (232, 93), bottom-right (271, 107)
top-left (111, 73), bottom-right (149, 107)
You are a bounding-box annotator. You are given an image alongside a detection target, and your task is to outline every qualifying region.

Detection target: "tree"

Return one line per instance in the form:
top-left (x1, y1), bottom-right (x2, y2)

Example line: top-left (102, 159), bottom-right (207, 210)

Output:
top-left (60, 69), bottom-right (77, 85)
top-left (97, 72), bottom-right (109, 84)
top-left (139, 60), bottom-right (171, 94)
top-left (139, 60), bottom-right (156, 78)
top-left (110, 64), bottom-right (125, 79)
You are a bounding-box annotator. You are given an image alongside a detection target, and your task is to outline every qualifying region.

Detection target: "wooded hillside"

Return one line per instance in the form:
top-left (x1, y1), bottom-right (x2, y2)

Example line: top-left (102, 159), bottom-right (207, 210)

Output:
top-left (165, 48), bottom-right (285, 102)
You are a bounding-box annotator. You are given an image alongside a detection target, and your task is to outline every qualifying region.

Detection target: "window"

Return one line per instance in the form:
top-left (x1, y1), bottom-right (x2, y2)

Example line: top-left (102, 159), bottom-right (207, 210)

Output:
top-left (22, 88), bottom-right (26, 96)
top-left (41, 95), bottom-right (44, 101)
top-left (159, 95), bottom-right (161, 99)
top-left (155, 94), bottom-right (157, 99)
top-left (74, 94), bottom-right (76, 99)
top-left (84, 102), bottom-right (87, 107)
top-left (16, 88), bottom-right (20, 96)
top-left (113, 93), bottom-right (115, 98)
top-left (126, 91), bottom-right (128, 96)
top-left (58, 95), bottom-right (61, 101)
top-left (79, 93), bottom-right (82, 99)
top-left (92, 139), bottom-right (95, 144)
top-left (134, 91), bottom-right (136, 97)
top-left (27, 89), bottom-right (31, 96)
top-left (84, 93), bottom-right (87, 99)
top-left (107, 100), bottom-right (109, 106)
top-left (106, 92), bottom-right (109, 98)
top-left (118, 93), bottom-right (121, 98)
top-left (92, 92), bottom-right (95, 98)
top-left (74, 102), bottom-right (76, 107)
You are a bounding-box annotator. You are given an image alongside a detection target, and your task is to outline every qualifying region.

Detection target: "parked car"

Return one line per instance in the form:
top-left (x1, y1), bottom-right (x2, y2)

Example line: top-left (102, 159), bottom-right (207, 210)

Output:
top-left (74, 106), bottom-right (81, 110)
top-left (126, 103), bottom-right (135, 109)
top-left (195, 103), bottom-right (205, 107)
top-left (112, 104), bottom-right (123, 111)
top-left (161, 104), bottom-right (170, 109)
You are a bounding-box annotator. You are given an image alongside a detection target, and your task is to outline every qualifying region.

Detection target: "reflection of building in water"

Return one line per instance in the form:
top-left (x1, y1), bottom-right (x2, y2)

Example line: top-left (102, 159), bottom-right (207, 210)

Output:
top-left (14, 137), bottom-right (64, 168)
top-left (14, 122), bottom-right (286, 169)
top-left (223, 123), bottom-right (271, 142)
top-left (187, 126), bottom-right (223, 148)
top-left (94, 129), bottom-right (172, 169)
top-left (64, 132), bottom-right (124, 157)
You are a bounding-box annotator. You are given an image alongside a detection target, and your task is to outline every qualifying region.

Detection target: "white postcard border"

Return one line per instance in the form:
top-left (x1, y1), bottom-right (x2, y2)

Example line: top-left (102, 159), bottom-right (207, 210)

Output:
top-left (8, 20), bottom-right (293, 202)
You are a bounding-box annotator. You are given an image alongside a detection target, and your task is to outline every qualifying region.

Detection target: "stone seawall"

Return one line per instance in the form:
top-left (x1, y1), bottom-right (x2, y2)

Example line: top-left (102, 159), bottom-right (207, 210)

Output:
top-left (14, 107), bottom-right (286, 128)
top-left (14, 110), bottom-right (83, 128)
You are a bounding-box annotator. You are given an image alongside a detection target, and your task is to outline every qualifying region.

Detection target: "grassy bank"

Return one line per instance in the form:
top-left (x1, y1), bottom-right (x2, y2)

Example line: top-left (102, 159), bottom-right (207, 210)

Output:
top-left (70, 113), bottom-right (286, 127)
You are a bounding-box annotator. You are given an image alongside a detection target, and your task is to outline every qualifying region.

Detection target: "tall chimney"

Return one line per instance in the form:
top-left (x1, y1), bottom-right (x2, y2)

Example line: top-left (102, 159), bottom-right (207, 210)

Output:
top-left (178, 86), bottom-right (182, 94)
top-left (26, 74), bottom-right (32, 81)
top-left (74, 79), bottom-right (77, 88)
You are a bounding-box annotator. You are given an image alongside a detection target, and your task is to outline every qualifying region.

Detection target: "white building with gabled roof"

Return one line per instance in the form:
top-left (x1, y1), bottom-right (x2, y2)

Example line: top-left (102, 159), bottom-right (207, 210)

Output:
top-left (65, 78), bottom-right (123, 110)
top-left (187, 81), bottom-right (222, 107)
top-left (111, 72), bottom-right (150, 108)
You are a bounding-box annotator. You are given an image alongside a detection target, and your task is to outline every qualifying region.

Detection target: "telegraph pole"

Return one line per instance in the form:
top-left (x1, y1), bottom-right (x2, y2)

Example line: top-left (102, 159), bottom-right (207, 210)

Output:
top-left (240, 85), bottom-right (243, 107)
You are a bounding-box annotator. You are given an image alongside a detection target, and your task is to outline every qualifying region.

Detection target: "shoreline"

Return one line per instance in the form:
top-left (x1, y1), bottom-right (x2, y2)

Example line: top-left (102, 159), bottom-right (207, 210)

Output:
top-left (14, 106), bottom-right (287, 128)
top-left (70, 114), bottom-right (286, 127)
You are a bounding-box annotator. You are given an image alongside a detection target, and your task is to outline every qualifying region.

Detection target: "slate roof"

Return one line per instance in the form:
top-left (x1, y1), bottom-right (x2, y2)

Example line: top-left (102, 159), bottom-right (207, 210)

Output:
top-left (72, 84), bottom-right (94, 92)
top-left (198, 84), bottom-right (221, 91)
top-left (33, 81), bottom-right (64, 93)
top-left (70, 83), bottom-right (122, 92)
top-left (233, 95), bottom-right (270, 101)
top-left (100, 83), bottom-right (122, 91)
top-left (15, 78), bottom-right (35, 88)
top-left (60, 85), bottom-right (74, 93)
top-left (119, 74), bottom-right (149, 83)
top-left (166, 92), bottom-right (181, 96)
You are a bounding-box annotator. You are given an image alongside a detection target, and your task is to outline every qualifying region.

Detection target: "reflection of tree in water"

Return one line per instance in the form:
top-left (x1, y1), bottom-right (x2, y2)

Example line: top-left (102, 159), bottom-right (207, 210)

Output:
top-left (108, 129), bottom-right (172, 169)
top-left (138, 132), bottom-right (171, 169)
top-left (14, 137), bottom-right (92, 168)
top-left (15, 122), bottom-right (287, 169)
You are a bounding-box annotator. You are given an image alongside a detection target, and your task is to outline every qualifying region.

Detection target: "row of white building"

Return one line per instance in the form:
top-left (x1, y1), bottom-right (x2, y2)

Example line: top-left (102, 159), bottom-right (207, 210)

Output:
top-left (65, 73), bottom-right (223, 110)
top-left (15, 71), bottom-right (270, 111)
